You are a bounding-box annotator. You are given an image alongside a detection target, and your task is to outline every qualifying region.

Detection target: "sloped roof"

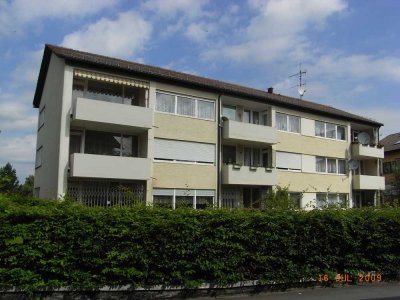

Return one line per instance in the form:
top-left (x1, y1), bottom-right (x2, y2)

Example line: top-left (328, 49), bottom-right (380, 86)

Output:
top-left (381, 132), bottom-right (400, 152)
top-left (33, 44), bottom-right (383, 127)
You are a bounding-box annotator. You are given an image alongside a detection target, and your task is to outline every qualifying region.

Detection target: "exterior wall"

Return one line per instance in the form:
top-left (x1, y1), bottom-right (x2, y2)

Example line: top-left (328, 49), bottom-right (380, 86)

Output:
top-left (384, 151), bottom-right (400, 184)
top-left (277, 171), bottom-right (349, 193)
top-left (153, 162), bottom-right (216, 189)
top-left (151, 82), bottom-right (219, 201)
top-left (34, 54), bottom-right (66, 199)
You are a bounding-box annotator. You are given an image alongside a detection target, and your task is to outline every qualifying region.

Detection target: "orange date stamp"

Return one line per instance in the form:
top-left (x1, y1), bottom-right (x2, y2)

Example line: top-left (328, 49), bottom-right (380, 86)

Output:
top-left (318, 273), bottom-right (382, 283)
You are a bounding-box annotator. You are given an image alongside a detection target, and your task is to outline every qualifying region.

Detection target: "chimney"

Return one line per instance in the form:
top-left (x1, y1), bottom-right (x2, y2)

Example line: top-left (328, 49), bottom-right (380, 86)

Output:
top-left (267, 87), bottom-right (274, 94)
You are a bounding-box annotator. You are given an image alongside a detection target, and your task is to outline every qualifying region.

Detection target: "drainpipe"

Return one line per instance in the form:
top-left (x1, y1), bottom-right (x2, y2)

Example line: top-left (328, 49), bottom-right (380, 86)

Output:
top-left (217, 94), bottom-right (222, 208)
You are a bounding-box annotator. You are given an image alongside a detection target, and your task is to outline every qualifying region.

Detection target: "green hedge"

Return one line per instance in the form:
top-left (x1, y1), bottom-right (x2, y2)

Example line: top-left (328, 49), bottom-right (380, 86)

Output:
top-left (0, 194), bottom-right (399, 291)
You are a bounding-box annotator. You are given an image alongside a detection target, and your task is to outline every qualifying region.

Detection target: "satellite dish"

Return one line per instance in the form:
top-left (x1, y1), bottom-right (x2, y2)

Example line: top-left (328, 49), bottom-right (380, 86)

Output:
top-left (298, 87), bottom-right (306, 96)
top-left (358, 132), bottom-right (371, 145)
top-left (348, 159), bottom-right (360, 170)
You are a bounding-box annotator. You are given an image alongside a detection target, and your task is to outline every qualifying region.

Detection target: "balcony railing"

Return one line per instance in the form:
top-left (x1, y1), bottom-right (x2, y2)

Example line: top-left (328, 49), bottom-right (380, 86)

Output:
top-left (70, 153), bottom-right (151, 181)
top-left (352, 174), bottom-right (385, 190)
top-left (222, 120), bottom-right (278, 145)
top-left (351, 142), bottom-right (384, 159)
top-left (71, 97), bottom-right (153, 132)
top-left (222, 164), bottom-right (277, 186)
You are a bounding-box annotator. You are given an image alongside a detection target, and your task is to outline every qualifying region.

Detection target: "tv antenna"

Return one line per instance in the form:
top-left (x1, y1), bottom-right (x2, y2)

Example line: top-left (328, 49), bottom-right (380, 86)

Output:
top-left (289, 63), bottom-right (307, 99)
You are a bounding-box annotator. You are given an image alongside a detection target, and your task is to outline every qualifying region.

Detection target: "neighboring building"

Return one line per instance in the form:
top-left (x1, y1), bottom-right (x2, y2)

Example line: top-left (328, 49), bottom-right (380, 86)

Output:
top-left (381, 132), bottom-right (400, 196)
top-left (32, 44), bottom-right (385, 209)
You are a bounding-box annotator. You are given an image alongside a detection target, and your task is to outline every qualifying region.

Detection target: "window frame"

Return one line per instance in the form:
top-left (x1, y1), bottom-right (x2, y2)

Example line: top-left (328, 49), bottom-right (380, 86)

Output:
top-left (35, 146), bottom-right (43, 169)
top-left (156, 91), bottom-right (215, 121)
top-left (316, 157), bottom-right (347, 174)
top-left (276, 112), bottom-right (301, 133)
top-left (315, 121), bottom-right (347, 141)
top-left (152, 188), bottom-right (215, 210)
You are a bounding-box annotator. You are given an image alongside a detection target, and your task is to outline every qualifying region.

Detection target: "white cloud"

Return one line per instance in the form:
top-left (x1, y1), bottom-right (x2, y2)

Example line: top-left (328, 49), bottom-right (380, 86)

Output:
top-left (0, 0), bottom-right (117, 36)
top-left (11, 49), bottom-right (43, 86)
top-left (62, 11), bottom-right (152, 58)
top-left (142, 0), bottom-right (210, 19)
top-left (0, 134), bottom-right (36, 163)
top-left (353, 108), bottom-right (398, 137)
top-left (184, 22), bottom-right (215, 43)
top-left (203, 0), bottom-right (346, 63)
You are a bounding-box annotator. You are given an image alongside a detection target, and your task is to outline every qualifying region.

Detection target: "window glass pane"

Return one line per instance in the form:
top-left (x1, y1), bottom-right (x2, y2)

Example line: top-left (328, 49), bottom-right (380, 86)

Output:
top-left (253, 111), bottom-right (260, 125)
top-left (316, 157), bottom-right (326, 172)
top-left (338, 194), bottom-right (347, 205)
top-left (328, 194), bottom-right (338, 205)
top-left (290, 193), bottom-right (302, 208)
top-left (85, 130), bottom-right (121, 156)
top-left (262, 114), bottom-right (269, 126)
top-left (121, 135), bottom-right (138, 157)
top-left (327, 158), bottom-right (337, 173)
top-left (244, 148), bottom-right (252, 166)
top-left (316, 193), bottom-right (326, 208)
top-left (222, 105), bottom-right (236, 120)
top-left (87, 80), bottom-right (123, 104)
top-left (156, 92), bottom-right (175, 113)
top-left (326, 123), bottom-right (336, 139)
top-left (72, 78), bottom-right (84, 99)
top-left (153, 195), bottom-right (173, 208)
top-left (176, 196), bottom-right (193, 208)
top-left (177, 96), bottom-right (195, 117)
top-left (315, 121), bottom-right (325, 137)
top-left (223, 145), bottom-right (236, 164)
top-left (383, 162), bottom-right (392, 174)
top-left (196, 196), bottom-right (213, 209)
top-left (289, 115), bottom-right (300, 133)
top-left (276, 113), bottom-right (287, 131)
top-left (337, 126), bottom-right (346, 140)
top-left (262, 152), bottom-right (269, 168)
top-left (252, 148), bottom-right (260, 166)
top-left (69, 134), bottom-right (82, 155)
top-left (35, 148), bottom-right (42, 168)
top-left (243, 110), bottom-right (250, 123)
top-left (123, 86), bottom-right (140, 106)
top-left (197, 100), bottom-right (215, 120)
top-left (338, 160), bottom-right (346, 174)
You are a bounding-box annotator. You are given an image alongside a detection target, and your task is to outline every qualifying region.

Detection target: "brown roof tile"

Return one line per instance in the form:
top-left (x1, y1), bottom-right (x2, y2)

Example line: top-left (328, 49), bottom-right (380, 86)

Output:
top-left (33, 44), bottom-right (383, 127)
top-left (381, 132), bottom-right (400, 152)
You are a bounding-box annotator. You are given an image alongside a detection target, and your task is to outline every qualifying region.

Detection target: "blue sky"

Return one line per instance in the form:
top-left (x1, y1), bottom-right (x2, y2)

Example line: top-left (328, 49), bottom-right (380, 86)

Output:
top-left (1, 0), bottom-right (400, 181)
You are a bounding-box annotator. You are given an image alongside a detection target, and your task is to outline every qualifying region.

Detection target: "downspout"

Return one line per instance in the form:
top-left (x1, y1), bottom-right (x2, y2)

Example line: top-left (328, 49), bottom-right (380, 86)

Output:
top-left (217, 94), bottom-right (222, 208)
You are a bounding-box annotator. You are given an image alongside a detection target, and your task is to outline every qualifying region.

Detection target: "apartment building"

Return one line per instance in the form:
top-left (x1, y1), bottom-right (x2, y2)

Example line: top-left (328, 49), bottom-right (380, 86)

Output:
top-left (381, 132), bottom-right (400, 196)
top-left (33, 44), bottom-right (385, 209)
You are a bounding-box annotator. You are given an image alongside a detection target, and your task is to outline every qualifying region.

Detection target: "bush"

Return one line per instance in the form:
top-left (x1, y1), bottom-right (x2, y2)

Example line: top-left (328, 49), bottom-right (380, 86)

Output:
top-left (0, 194), bottom-right (399, 291)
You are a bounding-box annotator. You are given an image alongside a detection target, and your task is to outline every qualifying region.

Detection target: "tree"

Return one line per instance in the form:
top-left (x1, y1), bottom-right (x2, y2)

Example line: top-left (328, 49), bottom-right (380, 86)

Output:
top-left (0, 162), bottom-right (19, 194)
top-left (263, 186), bottom-right (300, 210)
top-left (20, 175), bottom-right (34, 197)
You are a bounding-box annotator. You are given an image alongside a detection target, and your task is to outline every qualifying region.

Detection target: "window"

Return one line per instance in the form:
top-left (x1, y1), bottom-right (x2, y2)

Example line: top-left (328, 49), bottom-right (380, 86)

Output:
top-left (315, 121), bottom-right (346, 141)
top-left (69, 131), bottom-right (82, 155)
top-left (223, 145), bottom-right (236, 164)
top-left (85, 130), bottom-right (138, 157)
top-left (156, 92), bottom-right (175, 113)
top-left (156, 92), bottom-right (215, 120)
top-left (35, 147), bottom-right (42, 168)
top-left (316, 157), bottom-right (346, 174)
top-left (316, 193), bottom-right (348, 208)
top-left (276, 113), bottom-right (300, 133)
top-left (38, 106), bottom-right (45, 129)
top-left (316, 193), bottom-right (326, 208)
top-left (327, 158), bottom-right (337, 173)
top-left (243, 147), bottom-right (263, 167)
top-left (316, 156), bottom-right (326, 172)
top-left (290, 192), bottom-right (302, 208)
top-left (338, 160), bottom-right (346, 174)
top-left (154, 139), bottom-right (215, 164)
top-left (198, 100), bottom-right (214, 120)
top-left (326, 123), bottom-right (336, 139)
top-left (383, 162), bottom-right (392, 174)
top-left (315, 121), bottom-right (325, 137)
top-left (177, 96), bottom-right (195, 117)
top-left (276, 152), bottom-right (302, 170)
top-left (222, 105), bottom-right (236, 120)
top-left (153, 188), bottom-right (215, 209)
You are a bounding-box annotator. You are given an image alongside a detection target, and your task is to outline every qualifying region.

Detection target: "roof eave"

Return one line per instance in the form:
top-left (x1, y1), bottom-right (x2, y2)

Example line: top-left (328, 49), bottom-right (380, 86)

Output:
top-left (33, 45), bottom-right (52, 108)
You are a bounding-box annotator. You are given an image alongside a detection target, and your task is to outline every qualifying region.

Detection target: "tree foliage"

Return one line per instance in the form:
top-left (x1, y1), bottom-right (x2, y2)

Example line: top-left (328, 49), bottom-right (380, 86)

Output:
top-left (0, 163), bottom-right (19, 194)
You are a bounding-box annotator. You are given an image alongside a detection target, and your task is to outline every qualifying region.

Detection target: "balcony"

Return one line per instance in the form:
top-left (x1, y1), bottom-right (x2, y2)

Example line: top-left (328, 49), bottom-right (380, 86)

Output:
top-left (222, 120), bottom-right (277, 145)
top-left (71, 97), bottom-right (153, 133)
top-left (70, 153), bottom-right (151, 180)
top-left (352, 175), bottom-right (385, 190)
top-left (222, 164), bottom-right (277, 186)
top-left (351, 143), bottom-right (384, 159)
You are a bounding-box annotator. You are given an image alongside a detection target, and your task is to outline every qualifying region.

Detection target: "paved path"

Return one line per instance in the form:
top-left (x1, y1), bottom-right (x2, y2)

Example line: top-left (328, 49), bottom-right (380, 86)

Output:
top-left (196, 282), bottom-right (400, 300)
